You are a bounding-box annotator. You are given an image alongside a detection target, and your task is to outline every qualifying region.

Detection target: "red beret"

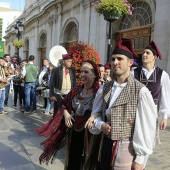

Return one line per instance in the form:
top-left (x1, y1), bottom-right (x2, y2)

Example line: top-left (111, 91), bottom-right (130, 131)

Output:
top-left (104, 62), bottom-right (111, 70)
top-left (112, 38), bottom-right (138, 59)
top-left (145, 41), bottom-right (162, 60)
top-left (62, 52), bottom-right (73, 60)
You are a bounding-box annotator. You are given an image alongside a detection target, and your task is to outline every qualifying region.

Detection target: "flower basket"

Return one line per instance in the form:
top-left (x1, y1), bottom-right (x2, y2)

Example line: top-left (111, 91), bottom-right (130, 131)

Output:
top-left (103, 10), bottom-right (122, 22)
top-left (13, 40), bottom-right (24, 48)
top-left (69, 41), bottom-right (101, 83)
top-left (93, 0), bottom-right (134, 21)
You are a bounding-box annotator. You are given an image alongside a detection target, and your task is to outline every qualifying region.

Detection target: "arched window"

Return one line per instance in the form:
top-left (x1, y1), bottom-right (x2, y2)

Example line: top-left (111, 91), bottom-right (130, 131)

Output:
top-left (39, 32), bottom-right (47, 68)
top-left (25, 39), bottom-right (29, 59)
top-left (64, 22), bottom-right (78, 51)
top-left (39, 33), bottom-right (47, 47)
top-left (117, 1), bottom-right (152, 56)
top-left (65, 22), bottom-right (78, 42)
top-left (25, 39), bottom-right (29, 50)
top-left (119, 1), bottom-right (152, 30)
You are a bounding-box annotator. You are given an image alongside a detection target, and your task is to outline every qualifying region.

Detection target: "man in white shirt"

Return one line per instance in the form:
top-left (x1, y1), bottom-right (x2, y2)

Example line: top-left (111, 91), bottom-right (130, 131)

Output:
top-left (38, 58), bottom-right (49, 109)
top-left (38, 58), bottom-right (49, 85)
top-left (86, 38), bottom-right (157, 170)
top-left (133, 41), bottom-right (170, 132)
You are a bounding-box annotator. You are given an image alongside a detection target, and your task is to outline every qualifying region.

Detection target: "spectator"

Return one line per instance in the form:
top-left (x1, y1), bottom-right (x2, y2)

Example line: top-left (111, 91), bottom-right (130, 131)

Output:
top-left (97, 64), bottom-right (105, 85)
top-left (13, 68), bottom-right (22, 108)
top-left (22, 55), bottom-right (38, 113)
top-left (38, 58), bottom-right (49, 109)
top-left (0, 57), bottom-right (8, 115)
top-left (20, 60), bottom-right (27, 110)
top-left (11, 53), bottom-right (21, 68)
top-left (104, 62), bottom-right (112, 82)
top-left (4, 54), bottom-right (14, 107)
top-left (42, 63), bottom-right (54, 115)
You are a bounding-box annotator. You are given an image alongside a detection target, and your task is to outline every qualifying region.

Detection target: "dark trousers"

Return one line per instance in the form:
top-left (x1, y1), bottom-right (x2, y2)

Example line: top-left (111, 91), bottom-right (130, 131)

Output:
top-left (44, 97), bottom-right (47, 109)
top-left (13, 84), bottom-right (22, 106)
top-left (20, 86), bottom-right (25, 107)
top-left (4, 84), bottom-right (10, 105)
top-left (67, 129), bottom-right (85, 170)
top-left (100, 137), bottom-right (114, 170)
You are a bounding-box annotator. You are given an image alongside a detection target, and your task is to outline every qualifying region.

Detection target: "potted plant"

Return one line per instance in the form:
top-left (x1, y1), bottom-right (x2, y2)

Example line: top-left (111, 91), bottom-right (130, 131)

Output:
top-left (13, 40), bottom-right (24, 48)
top-left (93, 0), bottom-right (134, 21)
top-left (69, 41), bottom-right (101, 83)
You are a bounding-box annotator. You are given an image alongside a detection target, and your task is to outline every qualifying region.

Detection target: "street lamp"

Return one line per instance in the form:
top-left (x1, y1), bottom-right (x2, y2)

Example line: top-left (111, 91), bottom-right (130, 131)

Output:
top-left (107, 21), bottom-right (112, 62)
top-left (14, 20), bottom-right (24, 58)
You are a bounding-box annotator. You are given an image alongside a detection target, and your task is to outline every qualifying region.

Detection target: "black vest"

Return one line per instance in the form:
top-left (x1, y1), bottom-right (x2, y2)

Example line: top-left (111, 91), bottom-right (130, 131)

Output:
top-left (134, 67), bottom-right (163, 105)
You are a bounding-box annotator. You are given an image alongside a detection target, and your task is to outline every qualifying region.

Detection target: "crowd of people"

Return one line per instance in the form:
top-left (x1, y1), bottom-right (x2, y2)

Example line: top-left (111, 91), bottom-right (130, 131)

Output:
top-left (0, 54), bottom-right (53, 115)
top-left (1, 38), bottom-right (170, 170)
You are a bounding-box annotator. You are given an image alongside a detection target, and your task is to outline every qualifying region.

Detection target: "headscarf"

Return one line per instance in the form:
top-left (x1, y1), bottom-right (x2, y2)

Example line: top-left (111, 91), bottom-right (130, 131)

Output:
top-left (82, 60), bottom-right (100, 93)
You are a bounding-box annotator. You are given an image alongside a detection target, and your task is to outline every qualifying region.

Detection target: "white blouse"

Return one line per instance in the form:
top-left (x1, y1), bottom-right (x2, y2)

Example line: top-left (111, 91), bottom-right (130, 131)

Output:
top-left (90, 81), bottom-right (157, 164)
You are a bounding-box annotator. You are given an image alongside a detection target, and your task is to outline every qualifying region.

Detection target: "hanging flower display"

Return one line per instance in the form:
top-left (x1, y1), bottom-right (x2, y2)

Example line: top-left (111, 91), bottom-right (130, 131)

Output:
top-left (69, 41), bottom-right (101, 83)
top-left (13, 40), bottom-right (24, 48)
top-left (93, 0), bottom-right (134, 21)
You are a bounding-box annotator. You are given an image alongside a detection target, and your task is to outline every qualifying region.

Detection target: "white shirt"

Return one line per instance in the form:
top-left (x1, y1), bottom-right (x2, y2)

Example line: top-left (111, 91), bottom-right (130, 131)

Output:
top-left (131, 67), bottom-right (170, 119)
top-left (90, 81), bottom-right (157, 164)
top-left (38, 66), bottom-right (49, 85)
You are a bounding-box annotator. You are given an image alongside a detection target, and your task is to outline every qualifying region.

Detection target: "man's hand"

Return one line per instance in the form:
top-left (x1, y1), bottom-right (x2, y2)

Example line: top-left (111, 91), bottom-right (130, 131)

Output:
top-left (85, 115), bottom-right (95, 128)
top-left (131, 162), bottom-right (143, 170)
top-left (160, 119), bottom-right (167, 130)
top-left (101, 122), bottom-right (111, 136)
top-left (0, 79), bottom-right (7, 83)
top-left (50, 96), bottom-right (57, 101)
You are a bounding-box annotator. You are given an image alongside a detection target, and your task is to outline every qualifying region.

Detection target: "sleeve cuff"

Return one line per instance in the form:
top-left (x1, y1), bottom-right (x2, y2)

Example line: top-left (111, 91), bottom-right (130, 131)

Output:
top-left (94, 118), bottom-right (105, 130)
top-left (162, 113), bottom-right (168, 119)
top-left (134, 155), bottom-right (146, 164)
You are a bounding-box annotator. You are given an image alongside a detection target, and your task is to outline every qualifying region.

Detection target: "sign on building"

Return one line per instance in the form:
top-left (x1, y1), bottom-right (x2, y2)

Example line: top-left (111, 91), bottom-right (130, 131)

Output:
top-left (0, 41), bottom-right (5, 57)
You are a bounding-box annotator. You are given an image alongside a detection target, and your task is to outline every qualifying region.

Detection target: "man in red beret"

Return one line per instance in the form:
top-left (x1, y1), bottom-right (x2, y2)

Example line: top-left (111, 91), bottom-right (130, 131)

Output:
top-left (133, 41), bottom-right (170, 132)
top-left (50, 52), bottom-right (76, 113)
top-left (104, 62), bottom-right (112, 82)
top-left (87, 38), bottom-right (157, 170)
top-left (97, 64), bottom-right (106, 85)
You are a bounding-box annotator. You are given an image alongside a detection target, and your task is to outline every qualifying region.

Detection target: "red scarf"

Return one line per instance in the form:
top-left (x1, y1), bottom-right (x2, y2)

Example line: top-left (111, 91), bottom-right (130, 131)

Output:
top-left (35, 83), bottom-right (99, 164)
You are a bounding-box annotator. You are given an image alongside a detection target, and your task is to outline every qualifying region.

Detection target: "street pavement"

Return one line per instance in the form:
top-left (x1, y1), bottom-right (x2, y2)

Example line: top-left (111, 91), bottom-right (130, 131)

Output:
top-left (0, 97), bottom-right (64, 170)
top-left (0, 96), bottom-right (170, 170)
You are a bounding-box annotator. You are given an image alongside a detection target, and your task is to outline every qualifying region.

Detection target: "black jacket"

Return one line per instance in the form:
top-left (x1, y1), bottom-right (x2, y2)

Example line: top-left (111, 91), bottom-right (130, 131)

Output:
top-left (49, 65), bottom-right (76, 97)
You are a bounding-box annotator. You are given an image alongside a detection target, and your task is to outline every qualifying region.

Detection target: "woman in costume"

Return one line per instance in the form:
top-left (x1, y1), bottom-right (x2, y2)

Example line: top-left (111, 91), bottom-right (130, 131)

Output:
top-left (35, 60), bottom-right (100, 170)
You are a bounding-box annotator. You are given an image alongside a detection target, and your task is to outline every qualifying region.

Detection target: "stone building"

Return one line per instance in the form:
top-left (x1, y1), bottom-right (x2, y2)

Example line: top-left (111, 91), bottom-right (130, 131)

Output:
top-left (3, 0), bottom-right (170, 75)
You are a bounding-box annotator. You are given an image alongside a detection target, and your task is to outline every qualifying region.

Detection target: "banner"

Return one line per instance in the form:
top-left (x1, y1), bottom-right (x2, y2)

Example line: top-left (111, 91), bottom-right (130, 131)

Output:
top-left (0, 41), bottom-right (5, 57)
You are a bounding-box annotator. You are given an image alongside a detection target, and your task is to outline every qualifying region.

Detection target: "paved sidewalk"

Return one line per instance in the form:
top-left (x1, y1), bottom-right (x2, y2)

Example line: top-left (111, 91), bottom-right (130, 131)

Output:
top-left (0, 96), bottom-right (170, 169)
top-left (146, 119), bottom-right (170, 170)
top-left (0, 98), bottom-right (64, 170)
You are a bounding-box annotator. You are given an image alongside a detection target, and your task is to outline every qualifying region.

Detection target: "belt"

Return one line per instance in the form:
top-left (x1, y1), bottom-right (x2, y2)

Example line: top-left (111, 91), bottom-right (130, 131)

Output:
top-left (104, 135), bottom-right (133, 142)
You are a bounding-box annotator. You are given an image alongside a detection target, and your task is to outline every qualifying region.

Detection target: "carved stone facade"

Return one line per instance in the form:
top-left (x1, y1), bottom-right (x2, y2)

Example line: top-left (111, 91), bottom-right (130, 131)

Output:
top-left (3, 0), bottom-right (170, 75)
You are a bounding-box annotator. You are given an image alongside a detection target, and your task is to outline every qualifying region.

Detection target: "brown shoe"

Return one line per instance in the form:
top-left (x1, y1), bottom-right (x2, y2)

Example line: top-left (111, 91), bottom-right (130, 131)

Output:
top-left (44, 111), bottom-right (50, 115)
top-left (0, 112), bottom-right (4, 115)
